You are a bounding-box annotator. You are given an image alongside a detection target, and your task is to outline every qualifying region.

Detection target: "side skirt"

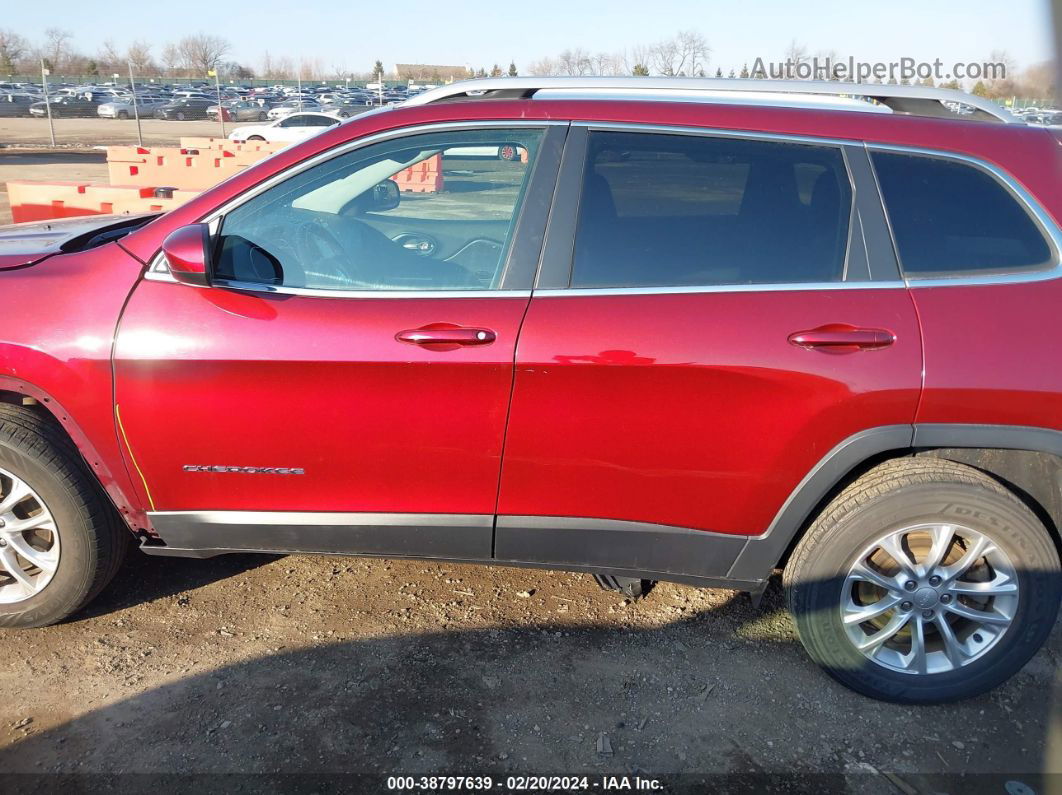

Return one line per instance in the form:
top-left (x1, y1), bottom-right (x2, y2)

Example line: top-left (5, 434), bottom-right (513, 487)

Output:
top-left (143, 511), bottom-right (762, 592)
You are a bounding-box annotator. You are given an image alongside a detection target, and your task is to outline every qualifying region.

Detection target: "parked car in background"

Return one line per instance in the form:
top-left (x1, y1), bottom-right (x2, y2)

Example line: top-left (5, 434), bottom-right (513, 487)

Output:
top-left (267, 100), bottom-right (324, 119)
top-left (207, 100), bottom-right (272, 122)
top-left (0, 93), bottom-right (35, 117)
top-left (29, 95), bottom-right (104, 118)
top-left (229, 112), bottom-right (342, 142)
top-left (154, 98), bottom-right (214, 120)
top-left (98, 96), bottom-right (169, 119)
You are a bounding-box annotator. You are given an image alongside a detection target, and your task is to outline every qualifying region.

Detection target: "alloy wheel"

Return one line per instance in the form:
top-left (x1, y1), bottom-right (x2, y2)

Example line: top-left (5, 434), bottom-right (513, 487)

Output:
top-left (841, 523), bottom-right (1018, 675)
top-left (0, 468), bottom-right (60, 604)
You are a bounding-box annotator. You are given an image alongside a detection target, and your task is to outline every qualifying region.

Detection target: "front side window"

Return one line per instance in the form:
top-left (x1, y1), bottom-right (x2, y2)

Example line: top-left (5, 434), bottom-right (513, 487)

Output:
top-left (871, 151), bottom-right (1053, 278)
top-left (215, 128), bottom-right (544, 291)
top-left (570, 131), bottom-right (853, 288)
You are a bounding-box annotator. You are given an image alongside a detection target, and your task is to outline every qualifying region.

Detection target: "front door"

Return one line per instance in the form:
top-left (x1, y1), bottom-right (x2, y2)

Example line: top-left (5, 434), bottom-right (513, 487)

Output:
top-left (114, 124), bottom-right (563, 556)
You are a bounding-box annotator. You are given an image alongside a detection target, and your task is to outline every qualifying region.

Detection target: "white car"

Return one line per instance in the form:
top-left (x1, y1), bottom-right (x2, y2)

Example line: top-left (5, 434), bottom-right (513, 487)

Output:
top-left (228, 112), bottom-right (342, 143)
top-left (267, 100), bottom-right (324, 119)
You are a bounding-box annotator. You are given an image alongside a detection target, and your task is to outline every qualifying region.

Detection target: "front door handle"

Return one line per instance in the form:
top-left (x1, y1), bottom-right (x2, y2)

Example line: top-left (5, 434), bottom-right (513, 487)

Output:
top-left (788, 324), bottom-right (895, 352)
top-left (396, 323), bottom-right (496, 347)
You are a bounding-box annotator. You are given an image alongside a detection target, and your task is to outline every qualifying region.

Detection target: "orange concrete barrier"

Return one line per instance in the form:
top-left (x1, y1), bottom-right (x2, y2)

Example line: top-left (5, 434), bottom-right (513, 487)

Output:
top-left (106, 145), bottom-right (274, 191)
top-left (8, 181), bottom-right (199, 223)
top-left (392, 153), bottom-right (444, 193)
top-left (179, 137), bottom-right (288, 155)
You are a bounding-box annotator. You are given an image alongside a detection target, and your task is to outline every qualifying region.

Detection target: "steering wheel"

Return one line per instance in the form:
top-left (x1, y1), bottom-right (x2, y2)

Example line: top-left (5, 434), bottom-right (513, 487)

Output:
top-left (293, 218), bottom-right (362, 285)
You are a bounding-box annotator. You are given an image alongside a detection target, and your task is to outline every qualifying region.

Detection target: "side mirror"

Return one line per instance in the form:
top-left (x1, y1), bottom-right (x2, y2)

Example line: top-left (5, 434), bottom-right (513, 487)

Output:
top-left (161, 223), bottom-right (211, 287)
top-left (370, 179), bottom-right (401, 212)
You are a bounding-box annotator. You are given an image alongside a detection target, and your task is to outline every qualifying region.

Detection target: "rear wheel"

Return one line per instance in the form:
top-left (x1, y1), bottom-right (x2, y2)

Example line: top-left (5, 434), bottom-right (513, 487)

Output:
top-left (784, 458), bottom-right (1060, 703)
top-left (258, 111), bottom-right (268, 121)
top-left (247, 135), bottom-right (265, 142)
top-left (117, 110), bottom-right (129, 120)
top-left (0, 405), bottom-right (127, 629)
top-left (499, 143), bottom-right (520, 161)
top-left (176, 111), bottom-right (186, 121)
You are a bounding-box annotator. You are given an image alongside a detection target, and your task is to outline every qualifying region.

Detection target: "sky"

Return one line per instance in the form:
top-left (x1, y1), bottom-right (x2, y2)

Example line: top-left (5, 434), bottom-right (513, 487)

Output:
top-left (4, 0), bottom-right (1056, 76)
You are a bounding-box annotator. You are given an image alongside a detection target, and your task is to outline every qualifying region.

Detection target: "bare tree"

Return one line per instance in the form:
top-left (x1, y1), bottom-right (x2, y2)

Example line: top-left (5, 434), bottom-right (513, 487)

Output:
top-left (620, 44), bottom-right (651, 75)
top-left (527, 57), bottom-right (558, 76)
top-left (650, 30), bottom-right (709, 76)
top-left (783, 40), bottom-right (810, 78)
top-left (127, 40), bottom-right (155, 73)
top-left (97, 39), bottom-right (123, 72)
top-left (558, 48), bottom-right (592, 76)
top-left (0, 29), bottom-right (28, 74)
top-left (176, 33), bottom-right (230, 75)
top-left (41, 27), bottom-right (73, 71)
top-left (160, 43), bottom-right (181, 76)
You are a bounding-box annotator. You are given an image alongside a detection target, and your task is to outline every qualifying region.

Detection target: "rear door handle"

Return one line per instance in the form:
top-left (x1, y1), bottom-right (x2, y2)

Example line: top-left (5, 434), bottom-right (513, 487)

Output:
top-left (788, 324), bottom-right (895, 351)
top-left (396, 324), bottom-right (496, 346)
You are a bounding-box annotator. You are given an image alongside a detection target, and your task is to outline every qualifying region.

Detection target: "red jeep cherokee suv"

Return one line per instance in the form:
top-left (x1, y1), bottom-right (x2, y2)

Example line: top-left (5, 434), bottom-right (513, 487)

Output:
top-left (0, 78), bottom-right (1058, 703)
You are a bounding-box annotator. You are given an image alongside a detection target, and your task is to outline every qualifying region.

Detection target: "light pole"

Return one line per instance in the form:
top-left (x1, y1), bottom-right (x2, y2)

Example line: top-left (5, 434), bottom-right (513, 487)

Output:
top-left (126, 66), bottom-right (143, 146)
top-left (40, 60), bottom-right (55, 147)
top-left (209, 67), bottom-right (226, 137)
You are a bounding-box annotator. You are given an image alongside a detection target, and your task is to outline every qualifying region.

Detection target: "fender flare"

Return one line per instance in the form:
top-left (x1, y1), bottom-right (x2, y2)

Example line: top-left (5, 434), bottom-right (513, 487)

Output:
top-left (0, 376), bottom-right (148, 535)
top-left (726, 423), bottom-right (1062, 581)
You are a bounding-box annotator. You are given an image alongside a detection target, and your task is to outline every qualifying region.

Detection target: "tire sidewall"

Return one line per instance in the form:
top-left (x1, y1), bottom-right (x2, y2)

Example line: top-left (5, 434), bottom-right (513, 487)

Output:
top-left (791, 483), bottom-right (1061, 703)
top-left (0, 444), bottom-right (96, 626)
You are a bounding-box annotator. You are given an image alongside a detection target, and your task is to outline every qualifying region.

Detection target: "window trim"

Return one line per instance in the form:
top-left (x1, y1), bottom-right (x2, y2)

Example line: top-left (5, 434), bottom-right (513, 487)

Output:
top-left (546, 121), bottom-right (866, 294)
top-left (147, 120), bottom-right (567, 298)
top-left (866, 143), bottom-right (1062, 288)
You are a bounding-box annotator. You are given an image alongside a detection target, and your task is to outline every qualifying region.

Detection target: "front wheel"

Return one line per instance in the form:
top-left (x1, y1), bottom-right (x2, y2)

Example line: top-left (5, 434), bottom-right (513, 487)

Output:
top-left (117, 110), bottom-right (129, 120)
top-left (247, 135), bottom-right (265, 142)
top-left (784, 457), bottom-right (1060, 703)
top-left (498, 143), bottom-right (520, 161)
top-left (258, 111), bottom-right (268, 121)
top-left (0, 404), bottom-right (127, 629)
top-left (175, 111), bottom-right (186, 121)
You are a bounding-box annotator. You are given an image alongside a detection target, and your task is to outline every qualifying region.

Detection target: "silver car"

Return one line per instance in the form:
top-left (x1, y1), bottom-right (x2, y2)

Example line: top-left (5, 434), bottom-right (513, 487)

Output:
top-left (98, 96), bottom-right (168, 119)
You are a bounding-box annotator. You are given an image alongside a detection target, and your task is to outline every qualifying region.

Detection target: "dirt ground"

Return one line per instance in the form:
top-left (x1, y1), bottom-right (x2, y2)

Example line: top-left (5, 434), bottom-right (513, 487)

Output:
top-left (0, 546), bottom-right (1058, 791)
top-left (0, 116), bottom-right (230, 148)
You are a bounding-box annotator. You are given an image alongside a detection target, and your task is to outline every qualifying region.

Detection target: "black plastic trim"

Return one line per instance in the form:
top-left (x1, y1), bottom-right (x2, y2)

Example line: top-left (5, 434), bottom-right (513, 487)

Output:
top-left (913, 423), bottom-right (1062, 457)
top-left (495, 515), bottom-right (746, 579)
top-left (845, 144), bottom-right (902, 282)
top-left (727, 425), bottom-right (913, 580)
top-left (498, 124), bottom-right (568, 290)
top-left (534, 125), bottom-right (587, 289)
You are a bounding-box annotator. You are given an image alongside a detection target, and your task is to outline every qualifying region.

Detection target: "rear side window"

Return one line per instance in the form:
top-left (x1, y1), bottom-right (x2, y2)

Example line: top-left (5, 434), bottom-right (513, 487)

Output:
top-left (570, 131), bottom-right (853, 288)
top-left (871, 152), bottom-right (1053, 277)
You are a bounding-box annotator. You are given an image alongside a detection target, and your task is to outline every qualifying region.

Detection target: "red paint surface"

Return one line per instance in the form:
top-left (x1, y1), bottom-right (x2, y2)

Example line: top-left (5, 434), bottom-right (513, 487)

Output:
top-left (113, 282), bottom-right (529, 513)
top-left (498, 288), bottom-right (922, 534)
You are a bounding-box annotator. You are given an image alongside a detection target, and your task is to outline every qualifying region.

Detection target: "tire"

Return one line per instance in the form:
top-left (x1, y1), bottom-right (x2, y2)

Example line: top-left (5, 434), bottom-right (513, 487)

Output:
top-left (0, 404), bottom-right (127, 629)
top-left (499, 144), bottom-right (519, 161)
top-left (176, 111), bottom-right (186, 121)
top-left (258, 111), bottom-right (268, 121)
top-left (784, 457), bottom-right (1060, 703)
top-left (247, 135), bottom-right (265, 142)
top-left (117, 110), bottom-right (129, 120)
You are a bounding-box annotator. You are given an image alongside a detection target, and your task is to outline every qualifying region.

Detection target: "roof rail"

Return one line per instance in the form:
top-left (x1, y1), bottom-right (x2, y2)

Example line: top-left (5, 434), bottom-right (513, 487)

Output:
top-left (402, 77), bottom-right (1020, 124)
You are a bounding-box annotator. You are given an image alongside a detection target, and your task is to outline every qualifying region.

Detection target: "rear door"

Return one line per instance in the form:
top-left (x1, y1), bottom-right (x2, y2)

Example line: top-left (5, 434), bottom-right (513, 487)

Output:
top-left (495, 125), bottom-right (923, 580)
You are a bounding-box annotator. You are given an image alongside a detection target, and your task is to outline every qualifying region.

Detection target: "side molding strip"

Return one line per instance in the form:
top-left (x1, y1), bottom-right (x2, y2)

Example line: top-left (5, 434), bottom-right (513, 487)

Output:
top-left (149, 511), bottom-right (494, 560)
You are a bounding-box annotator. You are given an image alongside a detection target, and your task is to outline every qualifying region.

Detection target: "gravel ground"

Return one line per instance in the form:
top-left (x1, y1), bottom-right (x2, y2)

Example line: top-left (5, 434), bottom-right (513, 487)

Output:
top-left (0, 117), bottom-right (232, 148)
top-left (0, 546), bottom-right (1058, 791)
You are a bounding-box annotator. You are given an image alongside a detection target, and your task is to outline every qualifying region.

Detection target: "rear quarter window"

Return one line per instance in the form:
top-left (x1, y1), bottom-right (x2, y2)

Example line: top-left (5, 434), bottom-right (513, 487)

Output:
top-left (871, 151), bottom-right (1054, 278)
